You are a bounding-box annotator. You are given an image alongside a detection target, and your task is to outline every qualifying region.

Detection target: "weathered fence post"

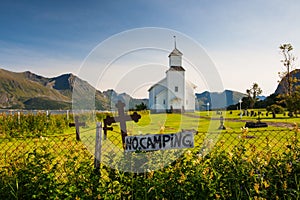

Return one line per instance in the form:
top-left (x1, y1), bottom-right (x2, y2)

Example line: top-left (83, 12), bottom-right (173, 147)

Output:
top-left (94, 122), bottom-right (102, 173)
top-left (17, 111), bottom-right (20, 125)
top-left (68, 116), bottom-right (86, 141)
top-left (66, 110), bottom-right (69, 121)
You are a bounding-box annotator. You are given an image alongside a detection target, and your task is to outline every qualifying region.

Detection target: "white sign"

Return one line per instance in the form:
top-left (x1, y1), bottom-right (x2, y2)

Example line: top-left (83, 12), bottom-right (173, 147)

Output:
top-left (125, 131), bottom-right (194, 152)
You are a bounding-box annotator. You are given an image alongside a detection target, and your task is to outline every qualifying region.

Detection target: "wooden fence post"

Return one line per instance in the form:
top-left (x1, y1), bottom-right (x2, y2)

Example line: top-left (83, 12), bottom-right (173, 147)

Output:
top-left (69, 116), bottom-right (86, 141)
top-left (94, 122), bottom-right (102, 173)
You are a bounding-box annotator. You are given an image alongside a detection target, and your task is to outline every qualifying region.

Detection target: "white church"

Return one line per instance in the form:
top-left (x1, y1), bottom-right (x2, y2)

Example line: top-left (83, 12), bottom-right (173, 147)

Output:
top-left (148, 42), bottom-right (196, 113)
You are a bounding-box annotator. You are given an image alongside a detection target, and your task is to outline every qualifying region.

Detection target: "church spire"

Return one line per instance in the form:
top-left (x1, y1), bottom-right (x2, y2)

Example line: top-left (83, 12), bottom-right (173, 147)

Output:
top-left (174, 35), bottom-right (177, 49)
top-left (168, 36), bottom-right (184, 69)
top-left (168, 36), bottom-right (183, 57)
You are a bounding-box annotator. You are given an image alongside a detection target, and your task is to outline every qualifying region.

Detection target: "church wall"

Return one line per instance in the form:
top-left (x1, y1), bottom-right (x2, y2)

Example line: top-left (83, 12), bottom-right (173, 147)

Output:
top-left (185, 83), bottom-right (196, 112)
top-left (148, 89), bottom-right (155, 111)
top-left (166, 70), bottom-right (185, 110)
top-left (148, 79), bottom-right (167, 112)
top-left (169, 55), bottom-right (182, 66)
top-left (156, 90), bottom-right (167, 111)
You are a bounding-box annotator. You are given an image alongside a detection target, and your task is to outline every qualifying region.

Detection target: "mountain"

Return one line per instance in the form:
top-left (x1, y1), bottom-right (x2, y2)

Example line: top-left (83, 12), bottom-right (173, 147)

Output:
top-left (275, 69), bottom-right (300, 94)
top-left (3, 68), bottom-right (270, 111)
top-left (0, 68), bottom-right (147, 110)
top-left (102, 90), bottom-right (148, 110)
top-left (195, 90), bottom-right (247, 110)
top-left (0, 69), bottom-right (70, 109)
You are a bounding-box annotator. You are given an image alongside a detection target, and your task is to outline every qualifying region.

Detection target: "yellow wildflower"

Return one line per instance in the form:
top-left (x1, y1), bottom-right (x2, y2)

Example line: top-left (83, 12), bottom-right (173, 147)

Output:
top-left (209, 171), bottom-right (214, 180)
top-left (283, 181), bottom-right (287, 190)
top-left (254, 183), bottom-right (260, 194)
top-left (263, 180), bottom-right (270, 188)
top-left (249, 169), bottom-right (254, 177)
top-left (286, 163), bottom-right (292, 173)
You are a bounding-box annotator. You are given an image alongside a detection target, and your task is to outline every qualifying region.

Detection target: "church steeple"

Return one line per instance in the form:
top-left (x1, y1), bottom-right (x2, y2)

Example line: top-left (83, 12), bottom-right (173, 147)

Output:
top-left (168, 36), bottom-right (184, 70)
top-left (174, 35), bottom-right (177, 49)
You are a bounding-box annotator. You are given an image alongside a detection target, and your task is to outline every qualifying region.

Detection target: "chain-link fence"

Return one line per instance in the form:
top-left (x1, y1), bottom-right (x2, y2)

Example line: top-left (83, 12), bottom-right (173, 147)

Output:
top-left (1, 126), bottom-right (299, 199)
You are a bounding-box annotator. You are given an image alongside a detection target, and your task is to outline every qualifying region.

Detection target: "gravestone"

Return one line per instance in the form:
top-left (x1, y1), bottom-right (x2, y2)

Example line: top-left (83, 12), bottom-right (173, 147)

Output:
top-left (245, 120), bottom-right (268, 128)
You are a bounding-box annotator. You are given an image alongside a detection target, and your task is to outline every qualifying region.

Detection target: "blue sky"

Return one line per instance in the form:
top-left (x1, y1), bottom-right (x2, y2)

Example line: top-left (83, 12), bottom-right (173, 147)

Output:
top-left (1, 0), bottom-right (300, 97)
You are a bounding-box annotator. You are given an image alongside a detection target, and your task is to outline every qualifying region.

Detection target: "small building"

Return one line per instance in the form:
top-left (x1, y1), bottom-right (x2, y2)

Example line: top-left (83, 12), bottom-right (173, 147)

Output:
top-left (148, 43), bottom-right (196, 113)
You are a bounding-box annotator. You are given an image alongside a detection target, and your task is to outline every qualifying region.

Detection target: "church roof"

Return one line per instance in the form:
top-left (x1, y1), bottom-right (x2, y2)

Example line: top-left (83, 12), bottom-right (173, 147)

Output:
top-left (148, 78), bottom-right (166, 91)
top-left (186, 80), bottom-right (197, 89)
top-left (168, 66), bottom-right (185, 71)
top-left (168, 48), bottom-right (183, 57)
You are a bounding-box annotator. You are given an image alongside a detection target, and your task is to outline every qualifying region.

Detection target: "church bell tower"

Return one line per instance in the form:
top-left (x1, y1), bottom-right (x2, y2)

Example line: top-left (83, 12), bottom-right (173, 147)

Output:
top-left (166, 36), bottom-right (186, 112)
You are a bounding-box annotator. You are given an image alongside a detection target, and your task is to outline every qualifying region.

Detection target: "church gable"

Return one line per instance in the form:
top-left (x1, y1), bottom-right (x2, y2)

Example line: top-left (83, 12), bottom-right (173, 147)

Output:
top-left (168, 48), bottom-right (183, 57)
top-left (148, 78), bottom-right (167, 92)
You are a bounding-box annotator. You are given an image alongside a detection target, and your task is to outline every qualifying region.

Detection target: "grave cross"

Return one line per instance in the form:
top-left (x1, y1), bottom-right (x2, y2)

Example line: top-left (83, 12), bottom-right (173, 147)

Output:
top-left (103, 100), bottom-right (141, 149)
top-left (69, 116), bottom-right (86, 141)
top-left (218, 116), bottom-right (226, 130)
top-left (103, 122), bottom-right (113, 140)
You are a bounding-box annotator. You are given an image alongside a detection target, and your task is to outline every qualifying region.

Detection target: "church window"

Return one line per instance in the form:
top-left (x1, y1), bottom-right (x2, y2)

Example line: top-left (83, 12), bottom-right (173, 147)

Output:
top-left (163, 99), bottom-right (165, 104)
top-left (175, 86), bottom-right (178, 92)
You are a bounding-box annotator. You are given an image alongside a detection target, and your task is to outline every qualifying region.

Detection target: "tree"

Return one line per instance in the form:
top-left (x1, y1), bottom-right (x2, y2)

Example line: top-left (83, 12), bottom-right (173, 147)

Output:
top-left (284, 86), bottom-right (300, 117)
top-left (266, 104), bottom-right (284, 118)
top-left (279, 43), bottom-right (296, 96)
top-left (278, 43), bottom-right (300, 116)
top-left (246, 83), bottom-right (262, 109)
top-left (135, 102), bottom-right (147, 111)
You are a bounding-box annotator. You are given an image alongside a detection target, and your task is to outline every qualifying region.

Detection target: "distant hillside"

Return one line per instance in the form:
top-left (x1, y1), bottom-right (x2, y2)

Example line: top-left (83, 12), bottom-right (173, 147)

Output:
top-left (102, 89), bottom-right (148, 110)
top-left (196, 90), bottom-right (247, 110)
top-left (275, 69), bottom-right (300, 94)
top-left (0, 69), bottom-right (70, 109)
top-left (0, 68), bottom-right (147, 110)
top-left (3, 68), bottom-right (271, 111)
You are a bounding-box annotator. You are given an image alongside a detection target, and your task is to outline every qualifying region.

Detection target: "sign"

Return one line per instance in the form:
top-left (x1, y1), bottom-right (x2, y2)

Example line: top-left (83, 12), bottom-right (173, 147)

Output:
top-left (125, 131), bottom-right (194, 152)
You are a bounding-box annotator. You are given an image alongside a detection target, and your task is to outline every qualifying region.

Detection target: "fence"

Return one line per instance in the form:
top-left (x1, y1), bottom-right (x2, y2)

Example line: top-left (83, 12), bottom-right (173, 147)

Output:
top-left (0, 125), bottom-right (299, 199)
